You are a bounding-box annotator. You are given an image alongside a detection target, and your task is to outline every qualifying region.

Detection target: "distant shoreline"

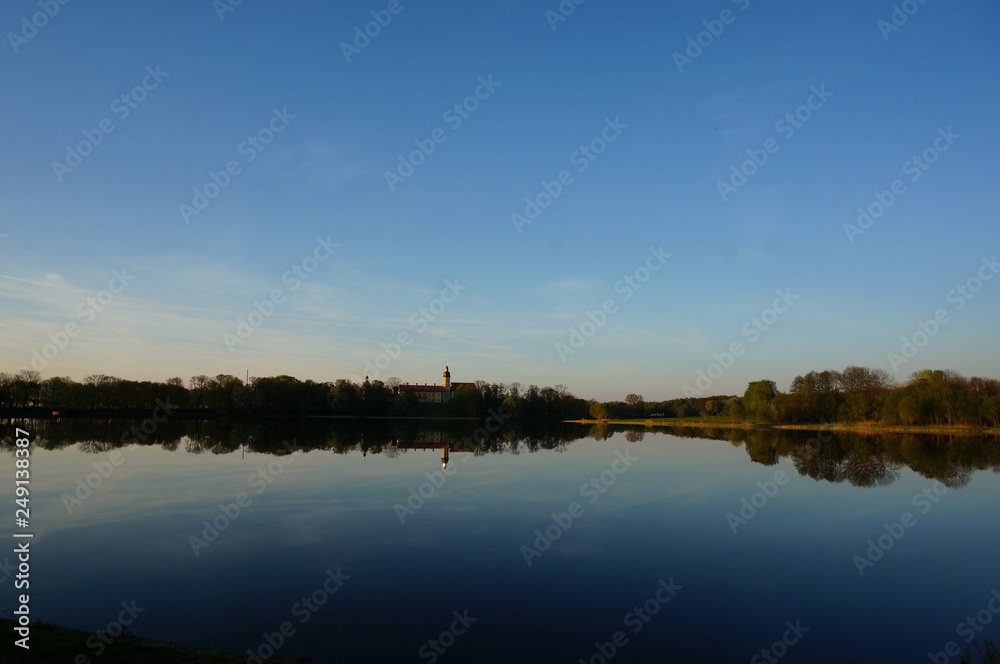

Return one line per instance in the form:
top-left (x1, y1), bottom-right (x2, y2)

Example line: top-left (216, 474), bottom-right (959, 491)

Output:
top-left (0, 409), bottom-right (485, 421)
top-left (567, 418), bottom-right (1000, 436)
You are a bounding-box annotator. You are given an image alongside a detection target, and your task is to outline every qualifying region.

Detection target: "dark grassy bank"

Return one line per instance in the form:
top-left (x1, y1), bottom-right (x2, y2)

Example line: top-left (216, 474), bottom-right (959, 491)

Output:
top-left (0, 618), bottom-right (315, 663)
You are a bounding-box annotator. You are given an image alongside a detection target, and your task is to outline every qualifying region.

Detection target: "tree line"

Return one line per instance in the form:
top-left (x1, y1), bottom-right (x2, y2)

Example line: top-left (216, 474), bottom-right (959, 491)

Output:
top-left (592, 366), bottom-right (1000, 427)
top-left (3, 365), bottom-right (997, 426)
top-left (0, 370), bottom-right (591, 420)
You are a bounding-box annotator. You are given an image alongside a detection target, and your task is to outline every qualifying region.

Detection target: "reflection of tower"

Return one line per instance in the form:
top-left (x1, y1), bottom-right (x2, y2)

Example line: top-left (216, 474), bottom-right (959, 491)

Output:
top-left (441, 445), bottom-right (450, 471)
top-left (442, 364), bottom-right (451, 389)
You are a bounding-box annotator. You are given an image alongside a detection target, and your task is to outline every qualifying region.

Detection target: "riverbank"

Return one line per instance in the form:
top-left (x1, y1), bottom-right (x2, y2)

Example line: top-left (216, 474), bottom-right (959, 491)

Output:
top-left (567, 418), bottom-right (1000, 436)
top-left (0, 618), bottom-right (320, 663)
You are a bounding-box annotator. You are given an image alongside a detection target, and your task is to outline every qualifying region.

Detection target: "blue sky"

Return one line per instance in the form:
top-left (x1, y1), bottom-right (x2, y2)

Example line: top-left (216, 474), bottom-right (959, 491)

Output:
top-left (1, 0), bottom-right (998, 401)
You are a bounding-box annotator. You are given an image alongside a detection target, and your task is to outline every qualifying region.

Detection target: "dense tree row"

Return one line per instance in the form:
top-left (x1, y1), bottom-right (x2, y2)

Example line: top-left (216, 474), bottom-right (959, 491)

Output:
top-left (774, 368), bottom-right (999, 426)
top-left (0, 371), bottom-right (188, 411)
top-left (0, 370), bottom-right (591, 421)
top-left (591, 367), bottom-right (1000, 427)
top-left (591, 392), bottom-right (745, 421)
top-left (4, 365), bottom-right (997, 426)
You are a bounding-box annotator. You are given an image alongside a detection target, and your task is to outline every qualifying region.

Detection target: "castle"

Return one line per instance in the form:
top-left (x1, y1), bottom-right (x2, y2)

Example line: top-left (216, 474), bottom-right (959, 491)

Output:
top-left (392, 365), bottom-right (474, 403)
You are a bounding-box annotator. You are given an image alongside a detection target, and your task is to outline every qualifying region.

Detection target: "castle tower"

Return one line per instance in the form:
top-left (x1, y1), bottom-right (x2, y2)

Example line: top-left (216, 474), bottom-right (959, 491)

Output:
top-left (442, 364), bottom-right (451, 389)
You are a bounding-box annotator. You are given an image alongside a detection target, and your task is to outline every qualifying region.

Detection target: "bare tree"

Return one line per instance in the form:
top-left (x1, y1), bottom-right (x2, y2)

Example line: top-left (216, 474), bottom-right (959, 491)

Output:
top-left (189, 375), bottom-right (211, 409)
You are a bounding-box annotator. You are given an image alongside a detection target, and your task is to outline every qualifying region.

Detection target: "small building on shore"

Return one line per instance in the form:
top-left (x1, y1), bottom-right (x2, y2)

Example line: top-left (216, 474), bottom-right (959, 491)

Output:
top-left (392, 365), bottom-right (474, 403)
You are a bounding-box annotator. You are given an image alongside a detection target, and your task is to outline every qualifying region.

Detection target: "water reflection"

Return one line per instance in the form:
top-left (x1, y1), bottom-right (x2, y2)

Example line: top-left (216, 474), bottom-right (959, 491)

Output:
top-left (3, 418), bottom-right (999, 663)
top-left (3, 418), bottom-right (998, 489)
top-left (641, 425), bottom-right (999, 488)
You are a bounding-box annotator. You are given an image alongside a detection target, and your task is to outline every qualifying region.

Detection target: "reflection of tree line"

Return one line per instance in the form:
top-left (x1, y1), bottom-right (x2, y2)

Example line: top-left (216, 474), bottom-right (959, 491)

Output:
top-left (6, 417), bottom-right (997, 488)
top-left (0, 417), bottom-right (587, 457)
top-left (635, 425), bottom-right (1000, 488)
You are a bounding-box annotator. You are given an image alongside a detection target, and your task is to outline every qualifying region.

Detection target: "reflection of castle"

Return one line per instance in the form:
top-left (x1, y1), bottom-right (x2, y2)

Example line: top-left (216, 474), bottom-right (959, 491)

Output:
top-left (386, 436), bottom-right (451, 470)
top-left (392, 365), bottom-right (474, 404)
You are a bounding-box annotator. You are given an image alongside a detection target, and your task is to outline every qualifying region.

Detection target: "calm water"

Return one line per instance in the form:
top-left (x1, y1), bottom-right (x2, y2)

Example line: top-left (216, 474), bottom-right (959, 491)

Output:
top-left (3, 419), bottom-right (999, 663)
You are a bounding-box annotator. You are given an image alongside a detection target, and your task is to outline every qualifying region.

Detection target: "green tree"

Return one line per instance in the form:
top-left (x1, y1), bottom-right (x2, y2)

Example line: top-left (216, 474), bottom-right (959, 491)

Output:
top-left (898, 395), bottom-right (921, 425)
top-left (589, 401), bottom-right (609, 420)
top-left (722, 397), bottom-right (745, 421)
top-left (837, 366), bottom-right (892, 421)
top-left (742, 380), bottom-right (777, 421)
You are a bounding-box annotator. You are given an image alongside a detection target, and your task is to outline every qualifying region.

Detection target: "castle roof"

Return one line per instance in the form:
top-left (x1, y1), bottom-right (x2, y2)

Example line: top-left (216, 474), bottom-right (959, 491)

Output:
top-left (396, 382), bottom-right (475, 392)
top-left (397, 384), bottom-right (447, 393)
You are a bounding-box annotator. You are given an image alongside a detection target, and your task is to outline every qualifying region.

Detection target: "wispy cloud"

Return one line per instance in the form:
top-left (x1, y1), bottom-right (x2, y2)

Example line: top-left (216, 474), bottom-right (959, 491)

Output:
top-left (271, 138), bottom-right (376, 193)
top-left (532, 276), bottom-right (605, 301)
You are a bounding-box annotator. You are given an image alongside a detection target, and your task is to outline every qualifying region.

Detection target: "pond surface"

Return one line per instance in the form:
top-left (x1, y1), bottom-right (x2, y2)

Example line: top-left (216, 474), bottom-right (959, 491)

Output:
top-left (3, 419), bottom-right (999, 663)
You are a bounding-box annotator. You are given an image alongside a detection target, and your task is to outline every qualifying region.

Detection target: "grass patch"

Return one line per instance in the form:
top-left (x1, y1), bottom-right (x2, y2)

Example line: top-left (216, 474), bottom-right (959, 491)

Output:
top-left (0, 619), bottom-right (314, 664)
